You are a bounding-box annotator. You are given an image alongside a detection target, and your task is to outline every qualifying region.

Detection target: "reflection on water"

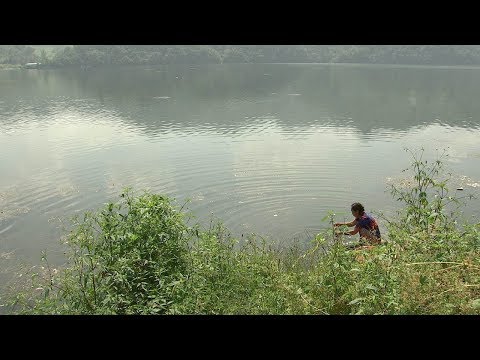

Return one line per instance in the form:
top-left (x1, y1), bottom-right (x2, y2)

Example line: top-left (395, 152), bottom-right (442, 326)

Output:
top-left (1, 64), bottom-right (480, 270)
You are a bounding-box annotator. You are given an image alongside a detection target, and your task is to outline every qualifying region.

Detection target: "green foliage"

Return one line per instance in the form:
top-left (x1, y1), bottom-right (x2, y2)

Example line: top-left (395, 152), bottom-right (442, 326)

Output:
top-left (389, 148), bottom-right (476, 237)
top-left (5, 150), bottom-right (480, 314)
top-left (0, 45), bottom-right (38, 64)
top-left (8, 190), bottom-right (192, 314)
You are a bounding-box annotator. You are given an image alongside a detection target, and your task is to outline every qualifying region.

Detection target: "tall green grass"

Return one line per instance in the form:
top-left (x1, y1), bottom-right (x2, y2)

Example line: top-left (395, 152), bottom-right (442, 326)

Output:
top-left (5, 149), bottom-right (480, 314)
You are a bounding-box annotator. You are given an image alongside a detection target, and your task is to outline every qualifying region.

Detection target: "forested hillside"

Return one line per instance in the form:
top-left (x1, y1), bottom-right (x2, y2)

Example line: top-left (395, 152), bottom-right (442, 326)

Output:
top-left (3, 45), bottom-right (480, 66)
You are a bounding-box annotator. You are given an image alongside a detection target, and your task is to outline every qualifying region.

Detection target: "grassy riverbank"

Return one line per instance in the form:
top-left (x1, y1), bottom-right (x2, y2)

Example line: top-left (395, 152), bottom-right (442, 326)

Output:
top-left (4, 149), bottom-right (480, 314)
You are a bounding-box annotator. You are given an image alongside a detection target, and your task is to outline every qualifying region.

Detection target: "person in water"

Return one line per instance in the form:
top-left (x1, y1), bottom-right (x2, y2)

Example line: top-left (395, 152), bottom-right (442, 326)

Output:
top-left (334, 202), bottom-right (381, 245)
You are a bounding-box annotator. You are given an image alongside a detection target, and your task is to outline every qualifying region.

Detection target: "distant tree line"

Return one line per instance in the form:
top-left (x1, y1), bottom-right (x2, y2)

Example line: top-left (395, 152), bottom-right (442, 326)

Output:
top-left (0, 45), bottom-right (37, 65)
top-left (4, 45), bottom-right (480, 66)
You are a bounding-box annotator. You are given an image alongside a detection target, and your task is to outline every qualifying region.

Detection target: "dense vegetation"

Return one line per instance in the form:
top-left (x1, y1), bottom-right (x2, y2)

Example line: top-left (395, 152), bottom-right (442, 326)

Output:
top-left (4, 45), bottom-right (480, 66)
top-left (5, 149), bottom-right (480, 314)
top-left (0, 45), bottom-right (39, 65)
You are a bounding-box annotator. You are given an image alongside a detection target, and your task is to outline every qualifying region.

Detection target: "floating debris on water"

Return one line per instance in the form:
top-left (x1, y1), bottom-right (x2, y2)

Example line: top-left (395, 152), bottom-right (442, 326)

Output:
top-left (0, 251), bottom-right (15, 260)
top-left (387, 174), bottom-right (480, 192)
top-left (153, 96), bottom-right (171, 99)
top-left (287, 93), bottom-right (301, 96)
top-left (0, 207), bottom-right (30, 221)
top-left (457, 175), bottom-right (480, 189)
top-left (385, 176), bottom-right (416, 189)
top-left (193, 194), bottom-right (204, 201)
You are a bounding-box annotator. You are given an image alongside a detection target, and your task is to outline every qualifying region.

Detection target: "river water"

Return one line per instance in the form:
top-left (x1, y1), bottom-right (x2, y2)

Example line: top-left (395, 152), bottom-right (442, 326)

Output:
top-left (1, 63), bottom-right (479, 281)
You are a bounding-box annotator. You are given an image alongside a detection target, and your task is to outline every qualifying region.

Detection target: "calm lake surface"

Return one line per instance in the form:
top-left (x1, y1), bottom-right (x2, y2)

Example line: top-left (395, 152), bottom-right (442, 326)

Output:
top-left (1, 63), bottom-right (480, 277)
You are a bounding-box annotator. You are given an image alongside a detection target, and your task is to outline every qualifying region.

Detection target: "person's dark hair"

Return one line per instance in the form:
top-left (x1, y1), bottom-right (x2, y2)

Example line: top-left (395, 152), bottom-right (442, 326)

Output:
top-left (351, 202), bottom-right (365, 214)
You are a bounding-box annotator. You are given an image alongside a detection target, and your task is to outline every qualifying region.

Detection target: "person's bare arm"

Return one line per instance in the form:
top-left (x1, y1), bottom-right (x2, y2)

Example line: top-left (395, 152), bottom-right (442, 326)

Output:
top-left (345, 227), bottom-right (359, 236)
top-left (334, 219), bottom-right (357, 227)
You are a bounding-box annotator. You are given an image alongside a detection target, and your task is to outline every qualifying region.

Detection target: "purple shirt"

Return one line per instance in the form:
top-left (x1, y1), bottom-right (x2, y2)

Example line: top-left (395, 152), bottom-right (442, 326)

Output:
top-left (354, 213), bottom-right (381, 238)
